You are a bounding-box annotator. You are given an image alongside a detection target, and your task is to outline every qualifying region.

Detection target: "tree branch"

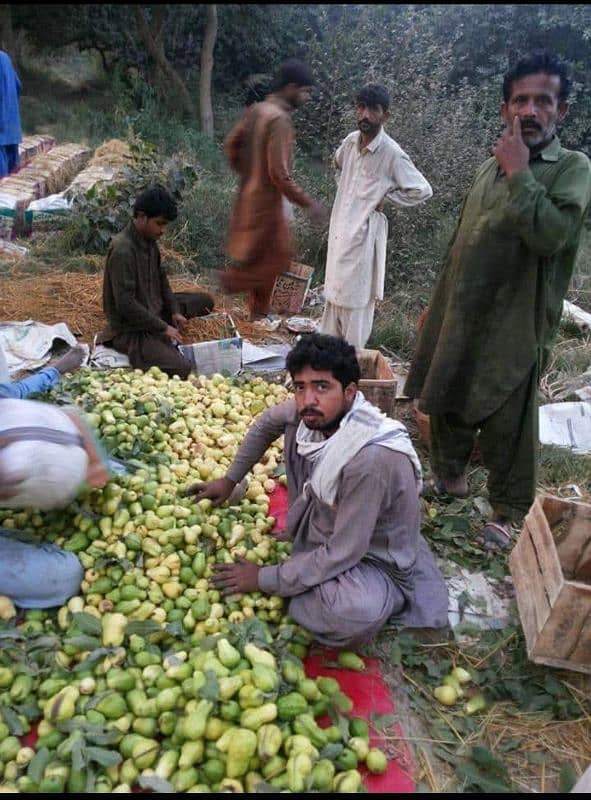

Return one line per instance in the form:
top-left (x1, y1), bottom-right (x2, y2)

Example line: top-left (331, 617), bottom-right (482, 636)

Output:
top-left (133, 5), bottom-right (195, 117)
top-left (199, 4), bottom-right (218, 136)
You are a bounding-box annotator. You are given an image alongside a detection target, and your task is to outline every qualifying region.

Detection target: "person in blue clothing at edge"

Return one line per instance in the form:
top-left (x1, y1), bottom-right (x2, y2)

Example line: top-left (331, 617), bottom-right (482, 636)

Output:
top-left (0, 48), bottom-right (22, 178)
top-left (0, 344), bottom-right (86, 399)
top-left (0, 344), bottom-right (105, 611)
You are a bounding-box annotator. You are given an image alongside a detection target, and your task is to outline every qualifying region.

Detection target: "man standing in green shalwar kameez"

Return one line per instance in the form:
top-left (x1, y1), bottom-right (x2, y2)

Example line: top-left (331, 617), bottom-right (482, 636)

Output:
top-left (405, 51), bottom-right (591, 551)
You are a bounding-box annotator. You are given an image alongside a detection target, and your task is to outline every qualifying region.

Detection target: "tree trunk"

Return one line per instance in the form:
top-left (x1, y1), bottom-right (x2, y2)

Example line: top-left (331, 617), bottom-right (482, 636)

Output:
top-left (199, 5), bottom-right (217, 137)
top-left (133, 5), bottom-right (195, 118)
top-left (0, 5), bottom-right (14, 54)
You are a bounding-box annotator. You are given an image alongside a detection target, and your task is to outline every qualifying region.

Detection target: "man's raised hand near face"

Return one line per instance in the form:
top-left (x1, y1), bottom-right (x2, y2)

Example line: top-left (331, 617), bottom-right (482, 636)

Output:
top-left (493, 115), bottom-right (530, 178)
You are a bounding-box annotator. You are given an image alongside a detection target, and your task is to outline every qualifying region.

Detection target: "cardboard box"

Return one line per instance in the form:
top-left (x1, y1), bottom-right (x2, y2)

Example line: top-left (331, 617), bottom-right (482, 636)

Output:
top-left (356, 349), bottom-right (398, 418)
top-left (271, 262), bottom-right (314, 314)
top-left (178, 312), bottom-right (242, 376)
top-left (509, 493), bottom-right (591, 674)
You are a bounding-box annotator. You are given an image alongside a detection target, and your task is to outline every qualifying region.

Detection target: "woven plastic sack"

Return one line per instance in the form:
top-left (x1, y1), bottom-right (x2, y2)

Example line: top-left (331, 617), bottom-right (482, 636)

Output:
top-left (0, 399), bottom-right (89, 510)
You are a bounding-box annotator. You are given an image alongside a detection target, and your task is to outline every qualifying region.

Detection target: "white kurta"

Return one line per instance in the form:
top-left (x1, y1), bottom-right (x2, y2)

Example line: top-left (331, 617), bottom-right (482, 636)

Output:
top-left (323, 128), bottom-right (433, 309)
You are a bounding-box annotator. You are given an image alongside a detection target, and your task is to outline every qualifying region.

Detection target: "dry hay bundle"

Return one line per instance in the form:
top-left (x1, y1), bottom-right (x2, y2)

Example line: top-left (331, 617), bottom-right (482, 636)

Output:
top-left (0, 177), bottom-right (42, 204)
top-left (21, 143), bottom-right (93, 195)
top-left (0, 272), bottom-right (106, 342)
top-left (182, 314), bottom-right (237, 344)
top-left (66, 165), bottom-right (122, 198)
top-left (0, 269), bottom-right (277, 346)
top-left (89, 140), bottom-right (132, 169)
top-left (475, 701), bottom-right (591, 793)
top-left (18, 134), bottom-right (56, 165)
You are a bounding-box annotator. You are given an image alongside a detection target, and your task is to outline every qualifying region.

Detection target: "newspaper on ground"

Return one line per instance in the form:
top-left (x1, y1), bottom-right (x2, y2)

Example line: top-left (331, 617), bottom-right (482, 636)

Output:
top-left (539, 401), bottom-right (591, 454)
top-left (179, 340), bottom-right (242, 376)
top-left (444, 563), bottom-right (515, 636)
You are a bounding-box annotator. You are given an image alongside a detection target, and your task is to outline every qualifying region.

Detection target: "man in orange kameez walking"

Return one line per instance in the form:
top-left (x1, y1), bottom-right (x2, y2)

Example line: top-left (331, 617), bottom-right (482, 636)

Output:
top-left (222, 59), bottom-right (324, 327)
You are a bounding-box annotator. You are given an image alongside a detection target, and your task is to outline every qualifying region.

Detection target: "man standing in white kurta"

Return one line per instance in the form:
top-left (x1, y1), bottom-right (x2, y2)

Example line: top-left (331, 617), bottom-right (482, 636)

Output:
top-left (319, 84), bottom-right (433, 348)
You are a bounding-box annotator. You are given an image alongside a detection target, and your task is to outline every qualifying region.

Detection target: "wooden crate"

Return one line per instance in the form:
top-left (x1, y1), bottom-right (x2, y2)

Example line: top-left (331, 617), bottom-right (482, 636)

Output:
top-left (271, 262), bottom-right (314, 314)
top-left (509, 493), bottom-right (591, 674)
top-left (356, 349), bottom-right (397, 418)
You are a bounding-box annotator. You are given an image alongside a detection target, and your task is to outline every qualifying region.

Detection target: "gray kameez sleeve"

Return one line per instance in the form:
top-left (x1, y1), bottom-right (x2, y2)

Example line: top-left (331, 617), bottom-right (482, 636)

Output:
top-left (225, 400), bottom-right (294, 485)
top-left (258, 458), bottom-right (390, 597)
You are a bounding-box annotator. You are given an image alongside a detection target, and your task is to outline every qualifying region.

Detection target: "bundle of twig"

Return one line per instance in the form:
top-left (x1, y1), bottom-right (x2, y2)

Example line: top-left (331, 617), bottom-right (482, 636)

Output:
top-left (0, 269), bottom-right (287, 346)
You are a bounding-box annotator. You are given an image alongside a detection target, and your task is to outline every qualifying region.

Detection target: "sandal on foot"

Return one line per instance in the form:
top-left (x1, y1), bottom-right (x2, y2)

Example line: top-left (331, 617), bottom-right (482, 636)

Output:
top-left (423, 477), bottom-right (469, 499)
top-left (474, 520), bottom-right (513, 552)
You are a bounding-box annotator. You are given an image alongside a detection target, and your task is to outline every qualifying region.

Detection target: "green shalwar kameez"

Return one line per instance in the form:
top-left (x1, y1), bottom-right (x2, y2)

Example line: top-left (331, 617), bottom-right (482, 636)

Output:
top-left (404, 137), bottom-right (591, 518)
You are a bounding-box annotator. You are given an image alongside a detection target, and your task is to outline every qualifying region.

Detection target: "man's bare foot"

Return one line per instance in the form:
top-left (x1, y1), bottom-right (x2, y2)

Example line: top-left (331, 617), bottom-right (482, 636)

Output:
top-left (52, 346), bottom-right (86, 375)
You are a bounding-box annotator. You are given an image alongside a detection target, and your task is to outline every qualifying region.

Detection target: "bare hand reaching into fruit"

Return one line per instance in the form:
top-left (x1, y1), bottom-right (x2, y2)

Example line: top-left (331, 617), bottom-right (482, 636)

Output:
top-left (186, 477), bottom-right (236, 506)
top-left (210, 558), bottom-right (260, 595)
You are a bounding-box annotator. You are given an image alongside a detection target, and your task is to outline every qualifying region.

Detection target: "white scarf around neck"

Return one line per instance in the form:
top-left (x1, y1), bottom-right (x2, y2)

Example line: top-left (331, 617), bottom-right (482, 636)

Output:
top-left (296, 390), bottom-right (422, 506)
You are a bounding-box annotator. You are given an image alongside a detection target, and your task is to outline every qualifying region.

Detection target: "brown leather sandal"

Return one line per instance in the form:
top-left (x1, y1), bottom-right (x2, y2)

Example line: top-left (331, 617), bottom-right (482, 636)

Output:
top-left (424, 477), bottom-right (469, 499)
top-left (474, 519), bottom-right (513, 552)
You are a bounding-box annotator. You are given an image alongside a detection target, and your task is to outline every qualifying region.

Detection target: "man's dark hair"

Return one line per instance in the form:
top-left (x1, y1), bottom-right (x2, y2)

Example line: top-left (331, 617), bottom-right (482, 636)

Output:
top-left (286, 333), bottom-right (360, 389)
top-left (356, 83), bottom-right (390, 112)
top-left (133, 185), bottom-right (178, 221)
top-left (272, 59), bottom-right (315, 92)
top-left (244, 73), bottom-right (273, 106)
top-left (503, 50), bottom-right (571, 102)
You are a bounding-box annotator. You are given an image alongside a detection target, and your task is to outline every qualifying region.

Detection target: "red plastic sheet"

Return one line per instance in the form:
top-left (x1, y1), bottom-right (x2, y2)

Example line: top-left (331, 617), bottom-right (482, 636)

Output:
top-left (304, 650), bottom-right (415, 793)
top-left (269, 486), bottom-right (415, 793)
top-left (19, 487), bottom-right (415, 792)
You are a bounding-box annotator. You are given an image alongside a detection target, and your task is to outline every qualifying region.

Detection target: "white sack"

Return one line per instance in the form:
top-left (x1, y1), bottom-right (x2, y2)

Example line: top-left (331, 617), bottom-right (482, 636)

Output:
top-left (0, 399), bottom-right (88, 510)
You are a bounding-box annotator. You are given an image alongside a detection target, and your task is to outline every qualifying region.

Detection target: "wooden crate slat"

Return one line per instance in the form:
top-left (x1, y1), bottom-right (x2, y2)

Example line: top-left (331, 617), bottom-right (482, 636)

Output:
top-left (526, 497), bottom-right (564, 605)
top-left (511, 522), bottom-right (553, 644)
top-left (533, 582), bottom-right (591, 666)
top-left (510, 529), bottom-right (545, 657)
top-left (555, 508), bottom-right (591, 578)
top-left (511, 493), bottom-right (591, 675)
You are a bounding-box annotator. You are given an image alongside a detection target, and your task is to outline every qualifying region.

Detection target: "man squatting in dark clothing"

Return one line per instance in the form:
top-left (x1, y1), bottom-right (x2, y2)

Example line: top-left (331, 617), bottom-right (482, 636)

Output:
top-left (98, 185), bottom-right (214, 379)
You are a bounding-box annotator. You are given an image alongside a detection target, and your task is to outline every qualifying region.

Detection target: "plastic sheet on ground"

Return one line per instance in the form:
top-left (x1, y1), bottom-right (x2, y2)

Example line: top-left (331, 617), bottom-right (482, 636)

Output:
top-left (0, 239), bottom-right (28, 257)
top-left (241, 340), bottom-right (291, 371)
top-left (563, 299), bottom-right (591, 333)
top-left (90, 342), bottom-right (132, 370)
top-left (0, 320), bottom-right (78, 374)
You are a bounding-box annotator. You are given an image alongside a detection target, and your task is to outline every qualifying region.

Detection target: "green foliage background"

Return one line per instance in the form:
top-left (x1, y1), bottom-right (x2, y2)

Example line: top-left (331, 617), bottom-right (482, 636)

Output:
top-left (8, 4), bottom-right (591, 352)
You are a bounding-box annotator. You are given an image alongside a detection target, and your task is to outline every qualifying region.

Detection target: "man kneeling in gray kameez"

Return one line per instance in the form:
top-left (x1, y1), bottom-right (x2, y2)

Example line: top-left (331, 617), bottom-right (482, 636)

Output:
top-left (188, 333), bottom-right (448, 648)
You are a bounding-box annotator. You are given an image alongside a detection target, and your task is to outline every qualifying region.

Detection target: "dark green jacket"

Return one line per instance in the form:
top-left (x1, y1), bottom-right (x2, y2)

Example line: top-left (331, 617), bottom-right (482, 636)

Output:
top-left (405, 138), bottom-right (591, 424)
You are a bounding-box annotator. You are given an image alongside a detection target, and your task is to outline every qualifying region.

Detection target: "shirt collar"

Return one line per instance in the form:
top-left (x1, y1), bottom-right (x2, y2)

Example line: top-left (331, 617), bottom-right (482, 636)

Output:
top-left (127, 220), bottom-right (151, 251)
top-left (358, 127), bottom-right (385, 154)
top-left (534, 136), bottom-right (562, 163)
top-left (268, 94), bottom-right (292, 113)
